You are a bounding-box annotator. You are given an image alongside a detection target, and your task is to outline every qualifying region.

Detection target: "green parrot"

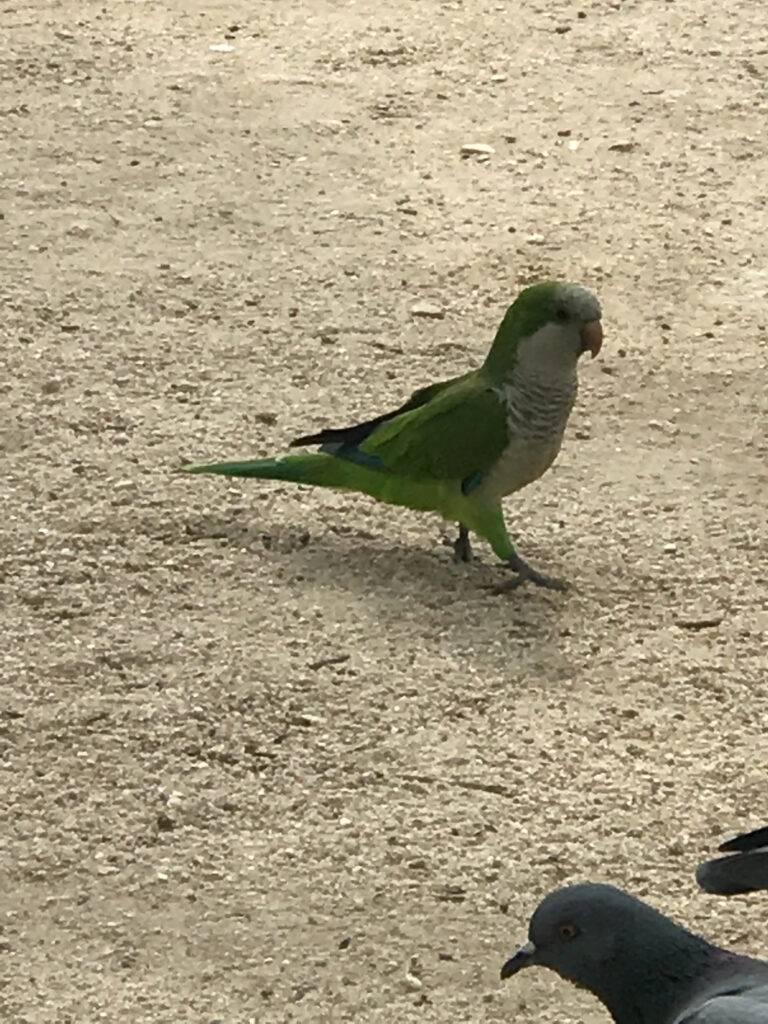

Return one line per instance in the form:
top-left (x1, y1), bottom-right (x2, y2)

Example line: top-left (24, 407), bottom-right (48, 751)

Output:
top-left (183, 280), bottom-right (603, 591)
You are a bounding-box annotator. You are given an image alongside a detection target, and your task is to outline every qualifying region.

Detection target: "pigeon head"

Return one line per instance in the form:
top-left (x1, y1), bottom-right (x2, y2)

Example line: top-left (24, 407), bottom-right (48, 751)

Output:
top-left (502, 883), bottom-right (621, 981)
top-left (501, 883), bottom-right (715, 1024)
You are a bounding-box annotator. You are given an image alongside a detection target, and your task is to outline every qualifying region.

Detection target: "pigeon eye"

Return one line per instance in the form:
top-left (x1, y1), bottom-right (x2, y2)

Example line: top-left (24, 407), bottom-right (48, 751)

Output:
top-left (558, 922), bottom-right (578, 941)
top-left (555, 306), bottom-right (569, 321)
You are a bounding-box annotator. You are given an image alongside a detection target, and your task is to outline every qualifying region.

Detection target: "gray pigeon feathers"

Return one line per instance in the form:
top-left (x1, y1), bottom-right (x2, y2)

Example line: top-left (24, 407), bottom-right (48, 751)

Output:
top-left (678, 986), bottom-right (768, 1023)
top-left (501, 883), bottom-right (768, 1024)
top-left (696, 826), bottom-right (768, 896)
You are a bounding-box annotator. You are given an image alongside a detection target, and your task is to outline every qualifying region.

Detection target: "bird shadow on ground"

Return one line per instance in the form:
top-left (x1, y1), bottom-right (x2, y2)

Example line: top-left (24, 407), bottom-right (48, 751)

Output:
top-left (181, 512), bottom-right (576, 639)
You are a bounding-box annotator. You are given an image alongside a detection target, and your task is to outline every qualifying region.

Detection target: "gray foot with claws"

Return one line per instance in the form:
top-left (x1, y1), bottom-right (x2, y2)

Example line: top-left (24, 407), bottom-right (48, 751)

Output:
top-left (489, 552), bottom-right (567, 593)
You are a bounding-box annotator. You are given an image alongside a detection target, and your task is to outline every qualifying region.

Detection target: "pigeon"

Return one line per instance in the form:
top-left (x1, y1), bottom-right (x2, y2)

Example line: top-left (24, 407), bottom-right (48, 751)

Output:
top-left (696, 826), bottom-right (768, 896)
top-left (500, 882), bottom-right (768, 1023)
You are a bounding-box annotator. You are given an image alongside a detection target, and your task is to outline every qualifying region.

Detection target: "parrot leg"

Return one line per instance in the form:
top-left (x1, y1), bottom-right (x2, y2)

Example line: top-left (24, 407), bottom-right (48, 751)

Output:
top-left (453, 523), bottom-right (473, 563)
top-left (442, 523), bottom-right (474, 562)
top-left (490, 551), bottom-right (567, 593)
top-left (462, 502), bottom-right (565, 591)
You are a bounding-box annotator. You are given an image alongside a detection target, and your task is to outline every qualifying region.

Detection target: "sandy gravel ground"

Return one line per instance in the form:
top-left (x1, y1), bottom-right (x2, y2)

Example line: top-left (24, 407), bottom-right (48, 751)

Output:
top-left (2, 1), bottom-right (768, 1021)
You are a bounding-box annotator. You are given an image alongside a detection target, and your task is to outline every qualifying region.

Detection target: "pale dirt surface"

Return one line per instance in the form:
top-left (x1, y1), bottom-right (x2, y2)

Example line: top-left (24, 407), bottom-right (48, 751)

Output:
top-left (2, 0), bottom-right (768, 1021)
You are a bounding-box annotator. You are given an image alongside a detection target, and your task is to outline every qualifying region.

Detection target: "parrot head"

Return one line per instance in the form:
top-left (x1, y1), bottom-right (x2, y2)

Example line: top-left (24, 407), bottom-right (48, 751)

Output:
top-left (485, 281), bottom-right (603, 380)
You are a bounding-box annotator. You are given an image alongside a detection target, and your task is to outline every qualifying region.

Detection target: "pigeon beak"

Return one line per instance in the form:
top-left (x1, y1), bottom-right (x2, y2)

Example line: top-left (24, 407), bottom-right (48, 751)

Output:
top-left (580, 319), bottom-right (603, 359)
top-left (500, 939), bottom-right (537, 979)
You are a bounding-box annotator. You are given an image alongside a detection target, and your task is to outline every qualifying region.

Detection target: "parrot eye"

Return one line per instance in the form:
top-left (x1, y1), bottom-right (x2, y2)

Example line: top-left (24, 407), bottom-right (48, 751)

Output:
top-left (558, 922), bottom-right (578, 941)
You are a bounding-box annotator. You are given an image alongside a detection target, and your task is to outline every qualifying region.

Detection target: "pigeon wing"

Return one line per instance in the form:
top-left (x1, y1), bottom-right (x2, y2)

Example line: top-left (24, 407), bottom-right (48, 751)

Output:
top-left (677, 984), bottom-right (768, 1024)
top-left (678, 992), bottom-right (768, 1023)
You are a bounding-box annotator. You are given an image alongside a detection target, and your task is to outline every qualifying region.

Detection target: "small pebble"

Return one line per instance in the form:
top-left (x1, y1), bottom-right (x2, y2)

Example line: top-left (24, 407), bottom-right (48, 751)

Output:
top-left (411, 301), bottom-right (445, 320)
top-left (460, 143), bottom-right (495, 156)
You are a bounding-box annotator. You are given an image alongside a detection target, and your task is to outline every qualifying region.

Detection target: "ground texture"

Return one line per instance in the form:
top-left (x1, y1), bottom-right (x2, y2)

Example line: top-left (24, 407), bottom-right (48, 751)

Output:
top-left (2, 0), bottom-right (768, 1021)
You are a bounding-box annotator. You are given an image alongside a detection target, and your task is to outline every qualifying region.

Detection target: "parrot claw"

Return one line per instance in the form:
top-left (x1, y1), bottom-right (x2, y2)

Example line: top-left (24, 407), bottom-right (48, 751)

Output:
top-left (487, 554), bottom-right (568, 594)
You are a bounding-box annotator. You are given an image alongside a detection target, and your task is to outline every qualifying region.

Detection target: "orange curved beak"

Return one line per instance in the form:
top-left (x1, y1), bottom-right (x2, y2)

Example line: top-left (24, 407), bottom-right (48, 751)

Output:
top-left (580, 319), bottom-right (603, 359)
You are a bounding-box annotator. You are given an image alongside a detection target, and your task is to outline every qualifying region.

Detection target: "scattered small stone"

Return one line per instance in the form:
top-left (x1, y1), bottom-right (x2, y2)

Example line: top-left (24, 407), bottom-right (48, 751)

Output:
top-left (674, 614), bottom-right (724, 631)
top-left (290, 713), bottom-right (325, 727)
top-left (156, 811), bottom-right (175, 832)
top-left (609, 140), bottom-right (638, 152)
top-left (308, 653), bottom-right (350, 671)
top-left (404, 956), bottom-right (423, 991)
top-left (460, 142), bottom-right (495, 157)
top-left (252, 410), bottom-right (278, 425)
top-left (434, 884), bottom-right (467, 903)
top-left (65, 223), bottom-right (92, 238)
top-left (338, 936), bottom-right (351, 949)
top-left (408, 858), bottom-right (428, 870)
top-left (41, 378), bottom-right (62, 394)
top-left (410, 301), bottom-right (444, 320)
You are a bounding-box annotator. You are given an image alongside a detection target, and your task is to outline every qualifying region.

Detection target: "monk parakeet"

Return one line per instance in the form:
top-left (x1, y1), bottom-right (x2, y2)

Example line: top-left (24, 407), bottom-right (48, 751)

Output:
top-left (184, 280), bottom-right (603, 591)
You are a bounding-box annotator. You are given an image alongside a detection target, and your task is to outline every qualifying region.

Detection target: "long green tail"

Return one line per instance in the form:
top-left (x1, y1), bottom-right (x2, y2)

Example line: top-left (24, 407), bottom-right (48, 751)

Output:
top-left (183, 453), bottom-right (516, 561)
top-left (183, 452), bottom-right (448, 515)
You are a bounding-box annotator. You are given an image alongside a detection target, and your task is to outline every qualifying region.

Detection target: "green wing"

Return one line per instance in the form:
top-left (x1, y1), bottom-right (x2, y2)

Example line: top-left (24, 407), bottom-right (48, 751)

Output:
top-left (291, 372), bottom-right (471, 449)
top-left (397, 373), bottom-right (471, 414)
top-left (360, 373), bottom-right (509, 483)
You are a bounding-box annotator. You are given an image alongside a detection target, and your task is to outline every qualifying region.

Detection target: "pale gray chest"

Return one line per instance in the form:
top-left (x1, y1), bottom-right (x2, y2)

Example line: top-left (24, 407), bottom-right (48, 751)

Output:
top-left (483, 376), bottom-right (578, 498)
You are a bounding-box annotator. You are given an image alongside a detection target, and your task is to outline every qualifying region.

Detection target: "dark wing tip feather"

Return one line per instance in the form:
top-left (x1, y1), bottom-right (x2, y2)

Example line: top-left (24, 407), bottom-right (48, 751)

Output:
top-left (290, 431), bottom-right (328, 448)
top-left (696, 851), bottom-right (768, 895)
top-left (718, 826), bottom-right (768, 854)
